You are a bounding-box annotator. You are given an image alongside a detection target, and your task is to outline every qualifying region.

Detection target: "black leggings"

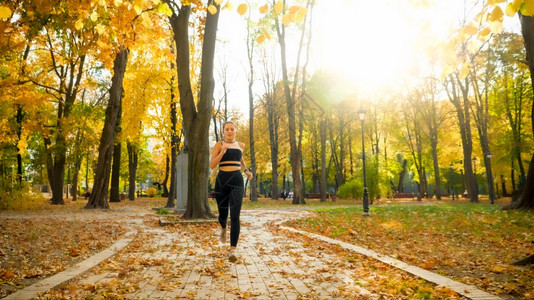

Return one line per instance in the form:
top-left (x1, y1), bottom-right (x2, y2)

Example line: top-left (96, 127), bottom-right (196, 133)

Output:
top-left (214, 170), bottom-right (244, 247)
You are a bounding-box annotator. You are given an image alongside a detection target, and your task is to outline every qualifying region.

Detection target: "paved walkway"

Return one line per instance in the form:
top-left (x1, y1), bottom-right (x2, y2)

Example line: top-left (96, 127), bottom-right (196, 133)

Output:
top-left (6, 209), bottom-right (501, 299)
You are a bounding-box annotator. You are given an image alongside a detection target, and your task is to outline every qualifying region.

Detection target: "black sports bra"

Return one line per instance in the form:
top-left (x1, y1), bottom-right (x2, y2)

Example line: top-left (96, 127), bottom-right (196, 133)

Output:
top-left (219, 148), bottom-right (242, 167)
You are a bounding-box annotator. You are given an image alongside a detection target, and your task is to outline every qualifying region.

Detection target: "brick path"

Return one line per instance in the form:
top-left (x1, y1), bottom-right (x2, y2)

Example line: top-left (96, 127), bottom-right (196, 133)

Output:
top-left (76, 210), bottom-right (375, 299)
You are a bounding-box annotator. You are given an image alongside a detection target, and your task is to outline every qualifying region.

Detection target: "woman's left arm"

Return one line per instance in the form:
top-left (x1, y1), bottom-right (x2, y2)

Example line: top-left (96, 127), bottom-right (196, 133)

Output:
top-left (240, 143), bottom-right (253, 180)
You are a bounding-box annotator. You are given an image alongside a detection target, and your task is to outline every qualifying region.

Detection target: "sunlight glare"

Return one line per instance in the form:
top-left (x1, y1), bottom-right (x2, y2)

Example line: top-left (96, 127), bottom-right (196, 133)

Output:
top-left (315, 0), bottom-right (460, 97)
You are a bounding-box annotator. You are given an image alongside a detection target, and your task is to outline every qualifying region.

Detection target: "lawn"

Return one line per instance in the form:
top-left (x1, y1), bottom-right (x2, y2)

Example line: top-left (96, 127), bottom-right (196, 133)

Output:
top-left (284, 202), bottom-right (534, 299)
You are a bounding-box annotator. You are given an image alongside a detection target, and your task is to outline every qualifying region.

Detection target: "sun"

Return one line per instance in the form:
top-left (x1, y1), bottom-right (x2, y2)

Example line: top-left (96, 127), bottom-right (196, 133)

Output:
top-left (314, 0), bottom-right (460, 97)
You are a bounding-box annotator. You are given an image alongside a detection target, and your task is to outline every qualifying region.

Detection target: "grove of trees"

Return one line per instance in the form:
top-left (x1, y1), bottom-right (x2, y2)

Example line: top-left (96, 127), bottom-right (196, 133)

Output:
top-left (1, 0), bottom-right (533, 215)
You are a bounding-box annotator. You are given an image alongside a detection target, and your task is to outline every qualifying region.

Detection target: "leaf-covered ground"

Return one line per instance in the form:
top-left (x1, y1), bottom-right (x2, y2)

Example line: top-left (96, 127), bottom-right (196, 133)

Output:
top-left (41, 210), bottom-right (465, 299)
top-left (0, 198), bottom-right (164, 298)
top-left (285, 203), bottom-right (534, 299)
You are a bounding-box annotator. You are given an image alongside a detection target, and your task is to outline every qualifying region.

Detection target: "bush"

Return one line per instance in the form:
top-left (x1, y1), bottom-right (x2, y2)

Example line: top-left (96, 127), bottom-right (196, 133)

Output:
top-left (146, 187), bottom-right (158, 197)
top-left (0, 184), bottom-right (47, 211)
top-left (337, 179), bottom-right (363, 199)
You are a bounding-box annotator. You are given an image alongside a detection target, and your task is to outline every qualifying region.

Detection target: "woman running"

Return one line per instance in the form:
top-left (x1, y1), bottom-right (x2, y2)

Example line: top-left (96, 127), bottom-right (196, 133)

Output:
top-left (209, 121), bottom-right (253, 262)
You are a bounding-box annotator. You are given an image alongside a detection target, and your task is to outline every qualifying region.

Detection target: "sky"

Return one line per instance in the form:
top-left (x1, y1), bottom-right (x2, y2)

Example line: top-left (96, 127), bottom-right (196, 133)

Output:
top-left (214, 0), bottom-right (521, 115)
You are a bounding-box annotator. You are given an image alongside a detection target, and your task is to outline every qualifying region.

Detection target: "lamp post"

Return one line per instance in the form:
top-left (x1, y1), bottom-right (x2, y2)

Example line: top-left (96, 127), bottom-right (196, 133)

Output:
top-left (449, 163), bottom-right (455, 200)
top-left (486, 152), bottom-right (495, 204)
top-left (472, 157), bottom-right (478, 194)
top-left (358, 108), bottom-right (370, 216)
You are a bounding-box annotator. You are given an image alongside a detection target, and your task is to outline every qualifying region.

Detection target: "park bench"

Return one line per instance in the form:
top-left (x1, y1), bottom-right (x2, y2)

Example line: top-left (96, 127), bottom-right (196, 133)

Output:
top-left (393, 193), bottom-right (415, 200)
top-left (306, 193), bottom-right (337, 201)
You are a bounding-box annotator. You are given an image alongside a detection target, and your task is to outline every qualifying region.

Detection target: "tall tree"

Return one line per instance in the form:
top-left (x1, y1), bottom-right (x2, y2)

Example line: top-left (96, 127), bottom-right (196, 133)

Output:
top-left (86, 47), bottom-right (129, 209)
top-left (245, 12), bottom-right (258, 202)
top-left (443, 73), bottom-right (479, 202)
top-left (166, 1), bottom-right (220, 218)
top-left (271, 1), bottom-right (310, 204)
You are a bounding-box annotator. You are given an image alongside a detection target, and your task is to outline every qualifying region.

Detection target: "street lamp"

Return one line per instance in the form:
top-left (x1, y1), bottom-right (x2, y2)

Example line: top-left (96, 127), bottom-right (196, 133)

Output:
top-left (358, 108), bottom-right (370, 216)
top-left (449, 163), bottom-right (455, 200)
top-left (486, 152), bottom-right (495, 204)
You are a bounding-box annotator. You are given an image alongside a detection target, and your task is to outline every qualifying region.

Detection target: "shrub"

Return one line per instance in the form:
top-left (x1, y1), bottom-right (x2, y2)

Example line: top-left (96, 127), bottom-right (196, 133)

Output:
top-left (0, 184), bottom-right (47, 211)
top-left (337, 179), bottom-right (363, 199)
top-left (146, 187), bottom-right (158, 197)
top-left (156, 208), bottom-right (170, 215)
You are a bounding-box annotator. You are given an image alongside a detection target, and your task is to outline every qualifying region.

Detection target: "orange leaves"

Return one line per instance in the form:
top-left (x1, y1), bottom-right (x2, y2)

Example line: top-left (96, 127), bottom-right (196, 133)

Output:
top-left (0, 269), bottom-right (15, 279)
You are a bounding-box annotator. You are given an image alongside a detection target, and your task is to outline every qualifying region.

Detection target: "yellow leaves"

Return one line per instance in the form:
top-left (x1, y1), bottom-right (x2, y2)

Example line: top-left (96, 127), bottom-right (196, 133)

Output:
top-left (214, 0), bottom-right (223, 5)
top-left (259, 4), bottom-right (268, 14)
top-left (489, 5), bottom-right (504, 22)
top-left (491, 265), bottom-right (506, 273)
top-left (75, 19), bottom-right (84, 31)
top-left (208, 4), bottom-right (217, 15)
top-left (223, 2), bottom-right (234, 10)
top-left (380, 220), bottom-right (403, 230)
top-left (134, 5), bottom-right (142, 15)
top-left (157, 3), bottom-right (173, 17)
top-left (0, 6), bottom-right (12, 19)
top-left (273, 1), bottom-right (283, 15)
top-left (463, 24), bottom-right (478, 36)
top-left (478, 27), bottom-right (491, 38)
top-left (490, 20), bottom-right (503, 34)
top-left (237, 3), bottom-right (247, 16)
top-left (256, 29), bottom-right (271, 44)
top-left (505, 1), bottom-right (520, 17)
top-left (288, 5), bottom-right (299, 14)
top-left (522, 0), bottom-right (534, 16)
top-left (281, 13), bottom-right (294, 25)
top-left (114, 0), bottom-right (123, 7)
top-left (90, 11), bottom-right (98, 22)
top-left (459, 61), bottom-right (471, 80)
top-left (96, 24), bottom-right (106, 35)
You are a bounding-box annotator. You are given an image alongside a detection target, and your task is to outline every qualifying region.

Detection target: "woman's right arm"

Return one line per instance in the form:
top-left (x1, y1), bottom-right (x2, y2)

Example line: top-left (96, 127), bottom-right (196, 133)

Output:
top-left (210, 142), bottom-right (224, 169)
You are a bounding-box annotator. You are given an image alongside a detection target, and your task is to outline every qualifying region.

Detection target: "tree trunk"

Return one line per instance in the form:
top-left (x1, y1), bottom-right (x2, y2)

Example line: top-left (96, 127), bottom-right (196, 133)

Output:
top-left (127, 141), bottom-right (138, 201)
top-left (109, 142), bottom-right (121, 202)
top-left (166, 80), bottom-right (178, 208)
top-left (320, 117), bottom-right (327, 202)
top-left (15, 105), bottom-right (23, 185)
top-left (161, 154), bottom-right (169, 197)
top-left (430, 134), bottom-right (441, 199)
top-left (274, 9), bottom-right (305, 205)
top-left (167, 2), bottom-right (218, 218)
top-left (109, 104), bottom-right (122, 203)
top-left (244, 19), bottom-right (258, 202)
top-left (71, 159), bottom-right (81, 201)
top-left (85, 48), bottom-right (128, 209)
top-left (444, 75), bottom-right (478, 202)
top-left (397, 159), bottom-right (407, 193)
top-left (267, 96), bottom-right (279, 200)
top-left (503, 13), bottom-right (534, 210)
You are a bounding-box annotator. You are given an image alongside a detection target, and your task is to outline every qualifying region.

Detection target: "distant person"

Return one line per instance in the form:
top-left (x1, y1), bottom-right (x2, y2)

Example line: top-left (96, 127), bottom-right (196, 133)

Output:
top-left (210, 120), bottom-right (253, 262)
